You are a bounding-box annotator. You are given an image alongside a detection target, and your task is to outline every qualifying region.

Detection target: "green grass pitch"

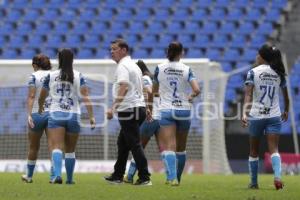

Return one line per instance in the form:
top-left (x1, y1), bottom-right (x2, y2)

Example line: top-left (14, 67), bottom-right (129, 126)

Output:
top-left (0, 173), bottom-right (299, 200)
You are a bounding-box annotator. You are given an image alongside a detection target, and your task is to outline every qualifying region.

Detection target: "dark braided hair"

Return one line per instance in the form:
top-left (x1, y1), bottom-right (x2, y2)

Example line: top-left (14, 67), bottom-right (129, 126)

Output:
top-left (58, 48), bottom-right (74, 84)
top-left (258, 44), bottom-right (286, 81)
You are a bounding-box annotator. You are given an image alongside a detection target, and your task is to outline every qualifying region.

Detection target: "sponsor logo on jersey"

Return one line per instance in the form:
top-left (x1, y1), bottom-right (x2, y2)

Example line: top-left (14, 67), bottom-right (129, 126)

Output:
top-left (164, 67), bottom-right (184, 76)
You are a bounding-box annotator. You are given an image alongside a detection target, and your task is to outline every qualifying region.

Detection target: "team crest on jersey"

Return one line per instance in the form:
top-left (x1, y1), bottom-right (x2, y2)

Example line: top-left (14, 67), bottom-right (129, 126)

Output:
top-left (164, 67), bottom-right (184, 76)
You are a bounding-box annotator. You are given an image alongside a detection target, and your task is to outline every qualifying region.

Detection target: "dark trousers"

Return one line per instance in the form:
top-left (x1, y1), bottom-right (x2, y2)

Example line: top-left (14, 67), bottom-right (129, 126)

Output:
top-left (113, 107), bottom-right (150, 180)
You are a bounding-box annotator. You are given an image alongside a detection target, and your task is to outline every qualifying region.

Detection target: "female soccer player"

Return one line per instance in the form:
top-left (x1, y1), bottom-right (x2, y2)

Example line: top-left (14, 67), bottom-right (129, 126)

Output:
top-left (39, 49), bottom-right (95, 184)
top-left (149, 42), bottom-right (200, 186)
top-left (22, 54), bottom-right (52, 183)
top-left (124, 60), bottom-right (161, 183)
top-left (242, 44), bottom-right (289, 190)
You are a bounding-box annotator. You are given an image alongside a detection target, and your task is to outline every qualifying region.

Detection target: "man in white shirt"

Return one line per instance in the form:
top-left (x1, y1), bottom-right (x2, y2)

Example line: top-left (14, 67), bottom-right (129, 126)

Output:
top-left (105, 39), bottom-right (151, 186)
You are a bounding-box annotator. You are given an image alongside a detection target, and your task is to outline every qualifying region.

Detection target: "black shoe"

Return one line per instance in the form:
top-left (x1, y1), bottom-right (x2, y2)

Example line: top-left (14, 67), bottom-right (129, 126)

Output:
top-left (66, 180), bottom-right (75, 185)
top-left (104, 174), bottom-right (123, 184)
top-left (50, 176), bottom-right (63, 184)
top-left (248, 183), bottom-right (259, 189)
top-left (134, 178), bottom-right (152, 186)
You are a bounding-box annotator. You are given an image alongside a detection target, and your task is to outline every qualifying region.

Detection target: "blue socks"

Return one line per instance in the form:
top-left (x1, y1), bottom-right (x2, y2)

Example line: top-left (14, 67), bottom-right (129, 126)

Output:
top-left (127, 159), bottom-right (137, 181)
top-left (26, 160), bottom-right (36, 178)
top-left (65, 152), bottom-right (76, 183)
top-left (52, 149), bottom-right (63, 178)
top-left (176, 151), bottom-right (186, 182)
top-left (161, 151), bottom-right (177, 181)
top-left (248, 156), bottom-right (259, 185)
top-left (271, 153), bottom-right (281, 179)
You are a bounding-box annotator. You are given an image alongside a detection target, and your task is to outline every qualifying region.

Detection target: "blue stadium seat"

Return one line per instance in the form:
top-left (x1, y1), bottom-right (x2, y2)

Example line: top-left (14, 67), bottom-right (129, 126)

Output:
top-left (77, 8), bottom-right (97, 21)
top-left (22, 9), bottom-right (41, 22)
top-left (194, 0), bottom-right (213, 9)
top-left (153, 8), bottom-right (170, 21)
top-left (252, 0), bottom-right (270, 9)
top-left (72, 22), bottom-right (90, 34)
top-left (109, 22), bottom-right (128, 35)
top-left (0, 23), bottom-right (15, 35)
top-left (199, 21), bottom-right (218, 34)
top-left (43, 47), bottom-right (57, 58)
top-left (205, 49), bottom-right (221, 61)
top-left (27, 35), bottom-right (45, 48)
top-left (97, 8), bottom-right (114, 21)
top-left (208, 8), bottom-right (226, 21)
top-left (150, 48), bottom-right (165, 58)
top-left (128, 22), bottom-right (146, 34)
top-left (19, 48), bottom-right (37, 59)
top-left (185, 49), bottom-right (204, 58)
top-left (133, 8), bottom-right (152, 21)
top-left (270, 0), bottom-right (287, 9)
top-left (220, 62), bottom-right (233, 72)
top-left (177, 34), bottom-right (193, 46)
top-left (90, 21), bottom-right (108, 34)
top-left (249, 35), bottom-right (266, 49)
top-left (140, 34), bottom-right (158, 48)
top-left (15, 22), bottom-right (34, 35)
top-left (157, 34), bottom-right (174, 48)
top-left (95, 49), bottom-right (110, 58)
top-left (210, 34), bottom-right (229, 49)
top-left (46, 35), bottom-right (63, 48)
top-left (5, 9), bottom-right (23, 22)
top-left (65, 35), bottom-right (82, 49)
top-left (147, 21), bottom-right (165, 34)
top-left (244, 9), bottom-right (262, 22)
top-left (176, 0), bottom-right (194, 8)
top-left (47, 0), bottom-right (63, 8)
top-left (158, 0), bottom-right (176, 8)
top-left (237, 22), bottom-right (255, 35)
top-left (9, 36), bottom-right (26, 48)
top-left (256, 22), bottom-right (274, 35)
top-left (225, 88), bottom-right (236, 101)
top-left (226, 8), bottom-right (244, 22)
top-left (190, 8), bottom-right (207, 22)
top-left (240, 49), bottom-right (257, 62)
top-left (184, 21), bottom-right (201, 34)
top-left (171, 8), bottom-right (189, 21)
top-left (1, 48), bottom-right (18, 59)
top-left (219, 22), bottom-right (237, 34)
top-left (132, 48), bottom-right (149, 58)
top-left (83, 35), bottom-right (100, 48)
top-left (229, 35), bottom-right (247, 48)
top-left (222, 49), bottom-right (240, 62)
top-left (0, 35), bottom-right (8, 47)
top-left (30, 0), bottom-right (47, 8)
top-left (34, 21), bottom-right (53, 35)
top-left (53, 22), bottom-right (71, 34)
top-left (166, 21), bottom-right (183, 33)
top-left (234, 0), bottom-right (251, 8)
top-left (77, 48), bottom-right (94, 58)
top-left (115, 9), bottom-right (133, 22)
top-left (193, 35), bottom-right (209, 48)
top-left (40, 9), bottom-right (60, 21)
top-left (265, 9), bottom-right (281, 23)
top-left (60, 9), bottom-right (77, 22)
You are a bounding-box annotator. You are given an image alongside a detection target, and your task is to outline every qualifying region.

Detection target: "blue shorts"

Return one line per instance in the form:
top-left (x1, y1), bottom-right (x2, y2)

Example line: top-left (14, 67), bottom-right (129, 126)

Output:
top-left (248, 116), bottom-right (282, 137)
top-left (30, 112), bottom-right (49, 133)
top-left (159, 110), bottom-right (191, 131)
top-left (48, 112), bottom-right (80, 134)
top-left (140, 119), bottom-right (160, 138)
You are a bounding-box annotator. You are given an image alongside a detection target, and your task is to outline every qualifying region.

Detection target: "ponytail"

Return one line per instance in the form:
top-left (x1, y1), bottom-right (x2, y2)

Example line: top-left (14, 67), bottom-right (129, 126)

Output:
top-left (270, 48), bottom-right (286, 82)
top-left (58, 49), bottom-right (74, 84)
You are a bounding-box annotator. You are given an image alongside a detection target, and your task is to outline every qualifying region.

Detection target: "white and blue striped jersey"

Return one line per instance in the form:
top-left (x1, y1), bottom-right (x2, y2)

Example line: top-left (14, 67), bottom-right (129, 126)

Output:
top-left (245, 64), bottom-right (286, 118)
top-left (43, 69), bottom-right (87, 114)
top-left (143, 75), bottom-right (159, 120)
top-left (28, 70), bottom-right (51, 113)
top-left (153, 61), bottom-right (196, 110)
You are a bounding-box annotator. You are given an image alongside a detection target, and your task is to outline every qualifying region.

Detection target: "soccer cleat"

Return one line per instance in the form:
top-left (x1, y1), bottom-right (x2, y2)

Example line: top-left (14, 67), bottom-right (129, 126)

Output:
top-left (248, 183), bottom-right (259, 189)
top-left (274, 178), bottom-right (284, 190)
top-left (165, 179), bottom-right (179, 186)
top-left (104, 174), bottom-right (123, 184)
top-left (134, 178), bottom-right (152, 186)
top-left (21, 174), bottom-right (33, 183)
top-left (66, 180), bottom-right (75, 185)
top-left (50, 176), bottom-right (63, 184)
top-left (123, 174), bottom-right (133, 184)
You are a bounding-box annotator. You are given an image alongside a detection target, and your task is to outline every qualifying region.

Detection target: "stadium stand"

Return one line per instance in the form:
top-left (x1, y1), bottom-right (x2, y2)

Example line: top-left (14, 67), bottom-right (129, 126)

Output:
top-left (0, 0), bottom-right (295, 135)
